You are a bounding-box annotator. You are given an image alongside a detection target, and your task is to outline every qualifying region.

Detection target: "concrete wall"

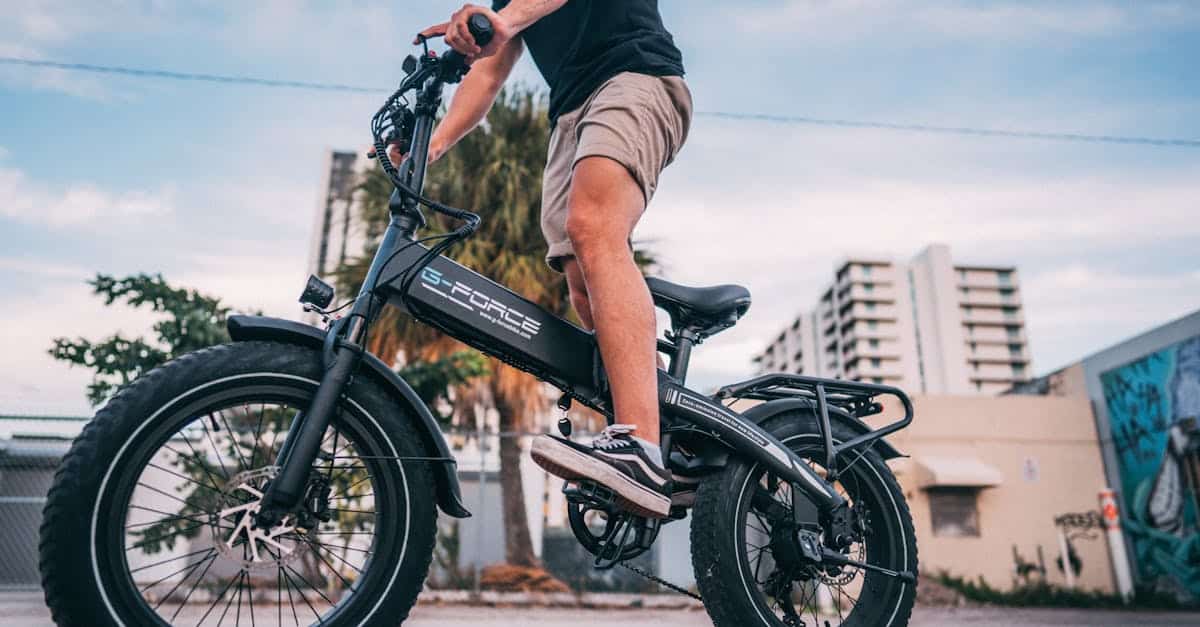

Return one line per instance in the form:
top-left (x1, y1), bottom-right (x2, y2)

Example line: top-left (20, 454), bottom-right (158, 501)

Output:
top-left (884, 394), bottom-right (1116, 592)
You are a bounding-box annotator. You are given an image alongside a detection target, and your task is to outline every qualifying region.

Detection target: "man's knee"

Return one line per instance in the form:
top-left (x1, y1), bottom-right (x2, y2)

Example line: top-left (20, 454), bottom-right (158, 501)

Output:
top-left (566, 157), bottom-right (643, 257)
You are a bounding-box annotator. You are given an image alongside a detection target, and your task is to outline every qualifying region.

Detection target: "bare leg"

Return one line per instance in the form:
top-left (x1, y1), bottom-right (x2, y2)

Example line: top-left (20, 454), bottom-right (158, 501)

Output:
top-left (565, 156), bottom-right (660, 445)
top-left (561, 257), bottom-right (595, 330)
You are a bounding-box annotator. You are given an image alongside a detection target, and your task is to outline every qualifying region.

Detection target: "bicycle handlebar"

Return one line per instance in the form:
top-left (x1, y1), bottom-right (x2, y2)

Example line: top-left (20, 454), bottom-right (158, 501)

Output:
top-left (441, 13), bottom-right (495, 72)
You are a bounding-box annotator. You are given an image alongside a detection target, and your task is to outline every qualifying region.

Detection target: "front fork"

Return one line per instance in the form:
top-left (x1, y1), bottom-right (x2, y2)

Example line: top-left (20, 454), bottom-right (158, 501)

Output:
top-left (255, 218), bottom-right (412, 529)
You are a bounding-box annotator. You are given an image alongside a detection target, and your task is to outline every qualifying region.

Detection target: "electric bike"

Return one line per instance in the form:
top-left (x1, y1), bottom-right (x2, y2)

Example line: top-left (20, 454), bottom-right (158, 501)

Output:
top-left (40, 16), bottom-right (918, 627)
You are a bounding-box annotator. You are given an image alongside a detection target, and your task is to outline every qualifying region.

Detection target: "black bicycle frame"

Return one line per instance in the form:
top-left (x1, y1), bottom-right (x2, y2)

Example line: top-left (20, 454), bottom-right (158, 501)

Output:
top-left (257, 53), bottom-right (916, 526)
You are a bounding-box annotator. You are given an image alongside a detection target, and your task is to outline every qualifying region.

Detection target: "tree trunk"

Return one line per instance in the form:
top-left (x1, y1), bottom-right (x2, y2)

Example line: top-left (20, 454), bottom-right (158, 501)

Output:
top-left (495, 391), bottom-right (540, 567)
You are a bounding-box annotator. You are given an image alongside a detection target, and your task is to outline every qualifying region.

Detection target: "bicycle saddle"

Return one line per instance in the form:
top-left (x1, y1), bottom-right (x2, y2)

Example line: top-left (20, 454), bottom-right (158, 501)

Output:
top-left (645, 276), bottom-right (751, 337)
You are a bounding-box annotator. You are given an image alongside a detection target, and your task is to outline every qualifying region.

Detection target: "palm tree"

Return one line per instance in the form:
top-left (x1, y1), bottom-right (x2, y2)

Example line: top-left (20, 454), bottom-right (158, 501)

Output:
top-left (342, 87), bottom-right (655, 568)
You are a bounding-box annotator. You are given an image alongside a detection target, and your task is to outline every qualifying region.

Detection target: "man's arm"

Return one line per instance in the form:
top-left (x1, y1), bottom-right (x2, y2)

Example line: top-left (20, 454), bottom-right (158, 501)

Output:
top-left (427, 37), bottom-right (524, 162)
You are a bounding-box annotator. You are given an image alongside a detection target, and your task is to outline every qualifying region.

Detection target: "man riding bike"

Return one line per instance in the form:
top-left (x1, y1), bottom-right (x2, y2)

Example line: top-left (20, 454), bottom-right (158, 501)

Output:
top-left (408, 0), bottom-right (692, 518)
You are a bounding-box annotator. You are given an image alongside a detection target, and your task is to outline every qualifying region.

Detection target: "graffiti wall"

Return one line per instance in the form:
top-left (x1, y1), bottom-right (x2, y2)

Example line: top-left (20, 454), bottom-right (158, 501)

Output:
top-left (1100, 335), bottom-right (1200, 598)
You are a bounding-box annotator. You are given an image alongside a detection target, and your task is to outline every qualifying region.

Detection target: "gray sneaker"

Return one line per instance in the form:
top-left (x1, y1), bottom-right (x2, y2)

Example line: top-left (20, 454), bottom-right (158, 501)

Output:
top-left (531, 425), bottom-right (672, 518)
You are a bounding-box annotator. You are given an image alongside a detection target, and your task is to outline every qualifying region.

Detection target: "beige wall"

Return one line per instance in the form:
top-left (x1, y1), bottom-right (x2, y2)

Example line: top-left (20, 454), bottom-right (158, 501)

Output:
top-left (880, 394), bottom-right (1115, 592)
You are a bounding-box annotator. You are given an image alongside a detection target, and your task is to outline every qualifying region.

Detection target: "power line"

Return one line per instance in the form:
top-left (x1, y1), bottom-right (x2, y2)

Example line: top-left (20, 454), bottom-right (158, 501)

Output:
top-left (0, 56), bottom-right (387, 94)
top-left (4, 55), bottom-right (1198, 148)
top-left (696, 111), bottom-right (1200, 148)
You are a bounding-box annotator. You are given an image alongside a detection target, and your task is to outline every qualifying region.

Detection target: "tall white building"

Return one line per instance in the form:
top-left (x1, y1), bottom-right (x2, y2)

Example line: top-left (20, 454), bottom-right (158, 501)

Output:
top-left (754, 244), bottom-right (1032, 395)
top-left (307, 150), bottom-right (371, 283)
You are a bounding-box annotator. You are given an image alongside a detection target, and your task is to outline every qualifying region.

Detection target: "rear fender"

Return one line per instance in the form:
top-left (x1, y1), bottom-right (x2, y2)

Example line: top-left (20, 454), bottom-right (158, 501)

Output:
top-left (226, 315), bottom-right (471, 518)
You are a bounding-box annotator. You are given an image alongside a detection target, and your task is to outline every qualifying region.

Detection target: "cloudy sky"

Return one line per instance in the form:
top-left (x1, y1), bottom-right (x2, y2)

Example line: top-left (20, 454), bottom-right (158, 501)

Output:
top-left (2, 1), bottom-right (1198, 415)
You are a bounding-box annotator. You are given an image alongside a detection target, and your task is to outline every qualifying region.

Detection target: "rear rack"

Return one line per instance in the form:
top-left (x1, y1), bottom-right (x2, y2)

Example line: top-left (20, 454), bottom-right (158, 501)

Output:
top-left (715, 374), bottom-right (914, 479)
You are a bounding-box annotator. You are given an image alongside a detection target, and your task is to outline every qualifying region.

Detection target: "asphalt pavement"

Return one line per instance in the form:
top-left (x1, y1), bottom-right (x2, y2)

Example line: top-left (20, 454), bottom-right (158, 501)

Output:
top-left (5, 591), bottom-right (1198, 626)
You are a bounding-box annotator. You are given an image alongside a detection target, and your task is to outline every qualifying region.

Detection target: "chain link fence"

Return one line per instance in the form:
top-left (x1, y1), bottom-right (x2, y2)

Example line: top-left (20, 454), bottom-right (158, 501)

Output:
top-left (0, 415), bottom-right (696, 596)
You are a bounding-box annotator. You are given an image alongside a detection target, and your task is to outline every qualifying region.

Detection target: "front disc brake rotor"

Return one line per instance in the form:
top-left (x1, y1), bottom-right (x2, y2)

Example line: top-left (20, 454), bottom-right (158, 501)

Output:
top-left (211, 466), bottom-right (302, 570)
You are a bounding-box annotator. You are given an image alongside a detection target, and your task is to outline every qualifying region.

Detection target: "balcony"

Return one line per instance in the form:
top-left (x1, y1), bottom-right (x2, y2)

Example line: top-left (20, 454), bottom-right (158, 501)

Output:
top-left (961, 308), bottom-right (1024, 326)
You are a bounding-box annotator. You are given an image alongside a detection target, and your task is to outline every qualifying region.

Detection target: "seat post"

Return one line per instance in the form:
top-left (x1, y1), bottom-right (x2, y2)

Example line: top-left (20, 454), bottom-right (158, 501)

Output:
top-left (668, 328), bottom-right (699, 385)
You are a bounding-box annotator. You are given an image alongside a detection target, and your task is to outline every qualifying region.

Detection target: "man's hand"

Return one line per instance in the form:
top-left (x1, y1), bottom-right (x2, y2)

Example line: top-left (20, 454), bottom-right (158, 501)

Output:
top-left (377, 139), bottom-right (447, 169)
top-left (415, 4), bottom-right (516, 62)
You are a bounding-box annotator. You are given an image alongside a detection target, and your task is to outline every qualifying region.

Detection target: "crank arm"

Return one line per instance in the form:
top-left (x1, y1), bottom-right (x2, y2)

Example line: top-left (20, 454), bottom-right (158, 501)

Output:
top-left (820, 549), bottom-right (916, 584)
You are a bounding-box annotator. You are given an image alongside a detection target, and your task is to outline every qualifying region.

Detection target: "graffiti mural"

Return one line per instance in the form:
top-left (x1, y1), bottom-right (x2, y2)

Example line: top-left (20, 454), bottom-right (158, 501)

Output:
top-left (1100, 335), bottom-right (1200, 599)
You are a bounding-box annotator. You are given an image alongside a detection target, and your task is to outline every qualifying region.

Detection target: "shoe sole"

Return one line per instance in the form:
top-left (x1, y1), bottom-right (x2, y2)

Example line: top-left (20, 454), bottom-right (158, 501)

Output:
top-left (531, 436), bottom-right (671, 518)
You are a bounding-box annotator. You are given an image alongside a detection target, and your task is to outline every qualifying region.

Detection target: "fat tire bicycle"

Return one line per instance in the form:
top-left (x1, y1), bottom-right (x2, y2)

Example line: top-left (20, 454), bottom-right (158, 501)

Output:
top-left (40, 16), bottom-right (918, 627)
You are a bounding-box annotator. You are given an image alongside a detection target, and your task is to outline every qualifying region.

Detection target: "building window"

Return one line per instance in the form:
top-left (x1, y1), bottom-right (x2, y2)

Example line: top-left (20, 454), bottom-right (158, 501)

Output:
top-left (869, 339), bottom-right (880, 349)
top-left (960, 286), bottom-right (969, 296)
top-left (1009, 344), bottom-right (1022, 356)
top-left (870, 358), bottom-right (881, 368)
top-left (1003, 306), bottom-right (1017, 319)
top-left (928, 487), bottom-right (981, 537)
top-left (1013, 364), bottom-right (1026, 378)
top-left (867, 320), bottom-right (878, 330)
top-left (1006, 326), bottom-right (1020, 339)
top-left (975, 381), bottom-right (983, 392)
top-left (1000, 288), bottom-right (1014, 302)
top-left (972, 361), bottom-right (979, 371)
top-left (873, 377), bottom-right (884, 384)
top-left (966, 324), bottom-right (974, 335)
top-left (863, 283), bottom-right (875, 293)
top-left (959, 269), bottom-right (968, 281)
top-left (862, 265), bottom-right (872, 277)
top-left (997, 271), bottom-right (1012, 286)
top-left (969, 342), bottom-right (977, 352)
top-left (963, 305), bottom-right (972, 315)
top-left (866, 302), bottom-right (876, 311)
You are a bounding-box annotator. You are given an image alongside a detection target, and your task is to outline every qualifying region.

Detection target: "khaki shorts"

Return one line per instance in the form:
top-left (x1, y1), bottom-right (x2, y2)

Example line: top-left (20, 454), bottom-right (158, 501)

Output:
top-left (541, 72), bottom-right (693, 271)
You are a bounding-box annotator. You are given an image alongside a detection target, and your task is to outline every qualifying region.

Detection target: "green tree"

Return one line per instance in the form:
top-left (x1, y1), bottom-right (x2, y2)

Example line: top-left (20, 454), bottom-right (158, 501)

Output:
top-left (49, 273), bottom-right (231, 405)
top-left (343, 87), bottom-right (657, 567)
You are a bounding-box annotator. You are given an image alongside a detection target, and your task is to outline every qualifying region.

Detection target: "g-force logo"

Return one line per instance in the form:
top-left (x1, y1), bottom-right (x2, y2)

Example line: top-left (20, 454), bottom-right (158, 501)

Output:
top-left (419, 267), bottom-right (543, 340)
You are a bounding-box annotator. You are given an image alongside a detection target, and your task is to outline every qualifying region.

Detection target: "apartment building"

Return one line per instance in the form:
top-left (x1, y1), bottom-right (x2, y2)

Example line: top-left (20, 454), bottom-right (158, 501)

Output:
top-left (307, 150), bottom-right (370, 282)
top-left (755, 244), bottom-right (1032, 395)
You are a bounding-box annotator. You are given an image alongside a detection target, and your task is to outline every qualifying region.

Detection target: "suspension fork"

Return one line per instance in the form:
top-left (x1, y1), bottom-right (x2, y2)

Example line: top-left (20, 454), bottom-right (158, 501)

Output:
top-left (254, 227), bottom-right (397, 528)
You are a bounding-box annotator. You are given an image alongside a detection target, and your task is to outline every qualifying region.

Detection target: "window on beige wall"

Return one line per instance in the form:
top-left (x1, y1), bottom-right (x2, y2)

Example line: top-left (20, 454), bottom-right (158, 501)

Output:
top-left (928, 487), bottom-right (981, 537)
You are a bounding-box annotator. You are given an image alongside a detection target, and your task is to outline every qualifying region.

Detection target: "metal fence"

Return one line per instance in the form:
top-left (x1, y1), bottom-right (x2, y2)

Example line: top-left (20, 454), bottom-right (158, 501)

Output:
top-left (0, 416), bottom-right (694, 595)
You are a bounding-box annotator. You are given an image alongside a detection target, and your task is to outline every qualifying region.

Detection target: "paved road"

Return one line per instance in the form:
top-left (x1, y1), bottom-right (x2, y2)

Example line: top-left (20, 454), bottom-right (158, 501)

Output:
top-left (6, 592), bottom-right (1198, 626)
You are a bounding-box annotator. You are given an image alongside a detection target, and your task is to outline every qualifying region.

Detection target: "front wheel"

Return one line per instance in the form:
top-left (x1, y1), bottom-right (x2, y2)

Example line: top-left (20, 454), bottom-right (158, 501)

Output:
top-left (39, 341), bottom-right (438, 626)
top-left (691, 413), bottom-right (918, 627)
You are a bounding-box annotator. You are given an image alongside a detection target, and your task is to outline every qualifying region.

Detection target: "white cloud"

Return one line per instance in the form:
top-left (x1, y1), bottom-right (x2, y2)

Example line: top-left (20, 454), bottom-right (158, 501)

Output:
top-left (0, 164), bottom-right (174, 228)
top-left (725, 0), bottom-right (1199, 42)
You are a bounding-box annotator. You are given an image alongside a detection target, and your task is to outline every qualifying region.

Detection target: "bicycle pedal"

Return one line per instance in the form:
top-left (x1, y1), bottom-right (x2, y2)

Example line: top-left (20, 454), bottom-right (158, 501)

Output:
top-left (562, 480), bottom-right (618, 510)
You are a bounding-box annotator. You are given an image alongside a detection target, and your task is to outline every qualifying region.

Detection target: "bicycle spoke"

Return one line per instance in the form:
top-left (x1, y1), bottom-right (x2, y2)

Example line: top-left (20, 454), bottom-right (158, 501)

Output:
top-left (306, 539), bottom-right (365, 574)
top-left (149, 459), bottom-right (223, 494)
top-left (201, 414), bottom-right (233, 480)
top-left (280, 566), bottom-right (302, 626)
top-left (153, 552), bottom-right (216, 611)
top-left (195, 570), bottom-right (241, 627)
top-left (175, 435), bottom-right (229, 493)
top-left (302, 539), bottom-right (356, 588)
top-left (248, 403), bottom-right (267, 469)
top-left (170, 548), bottom-right (218, 621)
top-left (216, 409), bottom-right (251, 471)
top-left (283, 564), bottom-right (332, 619)
top-left (138, 549), bottom-right (216, 594)
top-left (131, 546), bottom-right (214, 573)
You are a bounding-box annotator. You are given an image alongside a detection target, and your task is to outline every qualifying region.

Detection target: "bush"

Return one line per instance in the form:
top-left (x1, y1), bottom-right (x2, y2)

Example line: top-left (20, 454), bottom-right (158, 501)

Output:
top-left (933, 571), bottom-right (1191, 610)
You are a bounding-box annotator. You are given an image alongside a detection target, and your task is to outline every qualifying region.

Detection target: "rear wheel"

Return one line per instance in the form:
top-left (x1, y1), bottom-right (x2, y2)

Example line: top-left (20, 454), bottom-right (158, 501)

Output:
top-left (691, 413), bottom-right (917, 626)
top-left (40, 341), bottom-right (438, 626)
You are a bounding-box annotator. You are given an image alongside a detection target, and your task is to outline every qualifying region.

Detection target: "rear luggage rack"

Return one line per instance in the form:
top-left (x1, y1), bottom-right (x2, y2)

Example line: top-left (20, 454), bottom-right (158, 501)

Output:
top-left (715, 374), bottom-right (914, 479)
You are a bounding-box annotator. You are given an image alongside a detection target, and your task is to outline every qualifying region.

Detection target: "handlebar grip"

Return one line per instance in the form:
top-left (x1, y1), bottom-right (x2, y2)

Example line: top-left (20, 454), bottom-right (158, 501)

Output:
top-left (466, 13), bottom-right (494, 48)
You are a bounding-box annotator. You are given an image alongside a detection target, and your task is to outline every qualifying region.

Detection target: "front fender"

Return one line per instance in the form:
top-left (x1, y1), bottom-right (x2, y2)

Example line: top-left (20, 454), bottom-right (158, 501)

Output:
top-left (740, 398), bottom-right (905, 460)
top-left (226, 315), bottom-right (471, 518)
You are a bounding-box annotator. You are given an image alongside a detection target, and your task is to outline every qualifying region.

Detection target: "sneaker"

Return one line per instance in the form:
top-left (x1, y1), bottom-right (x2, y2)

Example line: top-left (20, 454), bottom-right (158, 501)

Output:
top-left (531, 424), bottom-right (672, 518)
top-left (670, 473), bottom-right (701, 508)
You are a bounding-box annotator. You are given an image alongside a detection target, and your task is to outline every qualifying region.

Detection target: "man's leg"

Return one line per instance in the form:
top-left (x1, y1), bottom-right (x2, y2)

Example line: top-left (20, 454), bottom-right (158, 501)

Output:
top-left (564, 156), bottom-right (660, 445)
top-left (560, 258), bottom-right (595, 331)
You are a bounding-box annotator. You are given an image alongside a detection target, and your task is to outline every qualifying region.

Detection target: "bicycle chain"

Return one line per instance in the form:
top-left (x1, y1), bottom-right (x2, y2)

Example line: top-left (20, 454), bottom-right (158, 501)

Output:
top-left (618, 561), bottom-right (703, 602)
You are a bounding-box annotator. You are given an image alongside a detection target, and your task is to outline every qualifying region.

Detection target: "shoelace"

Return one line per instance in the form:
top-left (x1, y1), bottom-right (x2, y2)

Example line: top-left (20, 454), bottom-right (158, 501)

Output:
top-left (591, 424), bottom-right (638, 451)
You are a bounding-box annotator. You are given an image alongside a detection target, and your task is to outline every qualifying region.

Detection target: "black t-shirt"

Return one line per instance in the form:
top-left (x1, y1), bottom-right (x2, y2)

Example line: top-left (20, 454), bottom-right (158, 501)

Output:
top-left (492, 0), bottom-right (684, 124)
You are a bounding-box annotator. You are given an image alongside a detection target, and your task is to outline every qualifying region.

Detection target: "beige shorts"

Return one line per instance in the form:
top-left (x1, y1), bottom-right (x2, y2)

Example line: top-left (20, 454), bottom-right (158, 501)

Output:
top-left (541, 72), bottom-right (693, 271)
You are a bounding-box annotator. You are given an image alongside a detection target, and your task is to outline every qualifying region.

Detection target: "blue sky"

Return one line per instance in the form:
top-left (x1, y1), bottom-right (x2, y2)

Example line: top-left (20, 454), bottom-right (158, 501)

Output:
top-left (2, 1), bottom-right (1198, 414)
